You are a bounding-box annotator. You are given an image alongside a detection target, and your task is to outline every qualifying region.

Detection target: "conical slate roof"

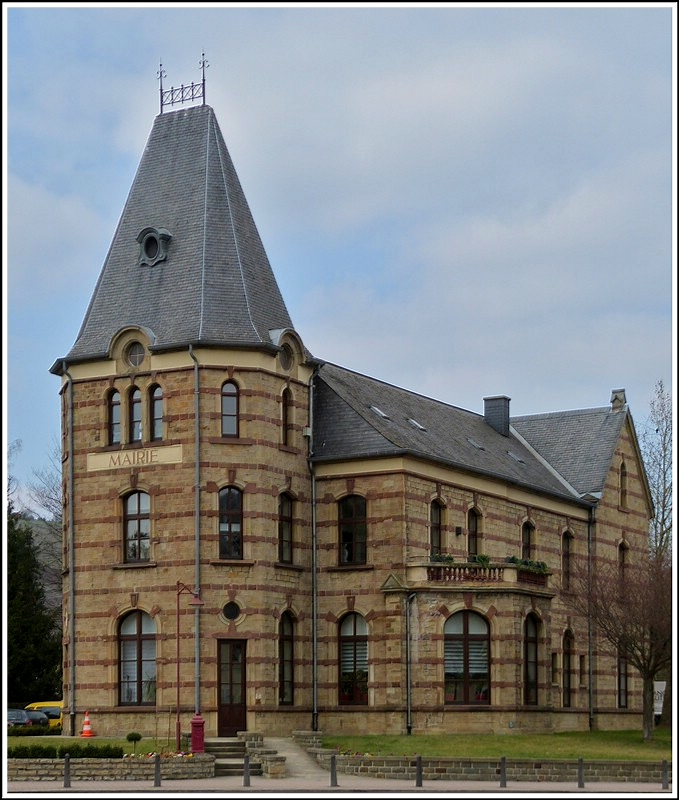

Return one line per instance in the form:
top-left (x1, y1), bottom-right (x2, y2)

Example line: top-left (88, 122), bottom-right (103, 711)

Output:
top-left (56, 104), bottom-right (294, 367)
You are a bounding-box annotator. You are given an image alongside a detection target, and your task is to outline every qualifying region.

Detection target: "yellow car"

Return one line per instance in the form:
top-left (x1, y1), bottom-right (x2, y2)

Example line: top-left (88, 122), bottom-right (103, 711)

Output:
top-left (24, 701), bottom-right (63, 729)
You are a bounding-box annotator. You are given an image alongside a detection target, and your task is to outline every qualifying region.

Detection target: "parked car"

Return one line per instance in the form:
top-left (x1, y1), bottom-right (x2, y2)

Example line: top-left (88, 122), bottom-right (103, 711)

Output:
top-left (7, 708), bottom-right (32, 728)
top-left (24, 701), bottom-right (63, 729)
top-left (25, 709), bottom-right (50, 727)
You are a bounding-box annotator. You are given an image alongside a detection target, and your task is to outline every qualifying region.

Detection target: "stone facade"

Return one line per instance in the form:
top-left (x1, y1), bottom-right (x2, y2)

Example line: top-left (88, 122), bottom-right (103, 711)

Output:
top-left (52, 102), bottom-right (652, 744)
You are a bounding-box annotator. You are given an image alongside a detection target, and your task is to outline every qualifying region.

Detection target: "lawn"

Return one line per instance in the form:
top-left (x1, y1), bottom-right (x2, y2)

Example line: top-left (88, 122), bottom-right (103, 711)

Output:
top-left (321, 729), bottom-right (673, 761)
top-left (9, 728), bottom-right (673, 762)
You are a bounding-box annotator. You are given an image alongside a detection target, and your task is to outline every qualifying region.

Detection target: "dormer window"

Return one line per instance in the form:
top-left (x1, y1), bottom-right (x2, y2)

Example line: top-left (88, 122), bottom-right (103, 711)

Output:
top-left (137, 227), bottom-right (171, 267)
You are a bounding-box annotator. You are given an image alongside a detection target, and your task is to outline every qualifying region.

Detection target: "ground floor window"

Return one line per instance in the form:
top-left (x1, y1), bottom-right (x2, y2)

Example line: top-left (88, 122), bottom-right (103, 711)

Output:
top-left (444, 610), bottom-right (490, 704)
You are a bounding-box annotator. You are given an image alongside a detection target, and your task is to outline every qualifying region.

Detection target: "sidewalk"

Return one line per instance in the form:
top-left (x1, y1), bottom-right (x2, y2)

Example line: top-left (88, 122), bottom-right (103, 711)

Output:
top-left (5, 735), bottom-right (673, 797)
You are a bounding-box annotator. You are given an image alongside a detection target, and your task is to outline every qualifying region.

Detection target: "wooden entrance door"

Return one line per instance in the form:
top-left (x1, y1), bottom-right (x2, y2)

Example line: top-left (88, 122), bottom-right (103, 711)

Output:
top-left (218, 640), bottom-right (246, 736)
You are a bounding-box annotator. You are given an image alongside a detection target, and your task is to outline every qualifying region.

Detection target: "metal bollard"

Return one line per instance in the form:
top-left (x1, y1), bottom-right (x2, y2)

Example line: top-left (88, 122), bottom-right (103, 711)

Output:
top-left (415, 755), bottom-right (423, 787)
top-left (662, 759), bottom-right (668, 790)
top-left (499, 755), bottom-right (507, 788)
top-left (577, 757), bottom-right (585, 789)
top-left (330, 754), bottom-right (338, 787)
top-left (243, 753), bottom-right (251, 787)
top-left (154, 753), bottom-right (161, 787)
top-left (63, 753), bottom-right (70, 788)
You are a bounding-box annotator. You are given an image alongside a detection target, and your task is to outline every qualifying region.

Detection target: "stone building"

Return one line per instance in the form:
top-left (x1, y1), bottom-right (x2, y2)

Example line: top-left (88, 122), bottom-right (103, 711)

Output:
top-left (50, 95), bottom-right (652, 741)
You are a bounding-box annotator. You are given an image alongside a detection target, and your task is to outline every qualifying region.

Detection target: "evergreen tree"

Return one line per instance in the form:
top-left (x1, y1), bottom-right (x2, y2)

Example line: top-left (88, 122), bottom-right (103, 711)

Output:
top-left (7, 500), bottom-right (62, 702)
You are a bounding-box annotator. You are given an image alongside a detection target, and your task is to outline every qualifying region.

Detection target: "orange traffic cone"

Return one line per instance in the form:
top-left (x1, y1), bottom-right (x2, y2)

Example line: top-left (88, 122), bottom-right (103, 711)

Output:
top-left (80, 709), bottom-right (96, 737)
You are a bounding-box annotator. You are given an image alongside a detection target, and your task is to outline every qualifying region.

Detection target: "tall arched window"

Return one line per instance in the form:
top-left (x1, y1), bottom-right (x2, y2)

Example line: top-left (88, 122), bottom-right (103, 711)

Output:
top-left (124, 492), bottom-right (150, 563)
top-left (524, 614), bottom-right (539, 706)
top-left (281, 388), bottom-right (293, 446)
top-left (468, 508), bottom-right (480, 558)
top-left (619, 460), bottom-right (628, 508)
top-left (617, 651), bottom-right (628, 708)
top-left (219, 486), bottom-right (243, 559)
top-left (430, 500), bottom-right (443, 557)
top-left (149, 385), bottom-right (163, 441)
top-left (338, 613), bottom-right (368, 705)
top-left (278, 611), bottom-right (295, 705)
top-left (521, 521), bottom-right (534, 561)
top-left (119, 610), bottom-right (156, 705)
top-left (338, 495), bottom-right (367, 565)
top-left (278, 493), bottom-right (293, 564)
top-left (108, 390), bottom-right (121, 445)
top-left (562, 630), bottom-right (574, 708)
top-left (221, 381), bottom-right (239, 437)
top-left (618, 541), bottom-right (629, 584)
top-left (444, 611), bottom-right (490, 705)
top-left (562, 532), bottom-right (573, 590)
top-left (129, 387), bottom-right (142, 442)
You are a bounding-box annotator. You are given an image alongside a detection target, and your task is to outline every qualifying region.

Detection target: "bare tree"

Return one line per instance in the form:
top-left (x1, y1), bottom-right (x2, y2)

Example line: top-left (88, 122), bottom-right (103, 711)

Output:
top-left (568, 552), bottom-right (672, 741)
top-left (639, 379), bottom-right (672, 562)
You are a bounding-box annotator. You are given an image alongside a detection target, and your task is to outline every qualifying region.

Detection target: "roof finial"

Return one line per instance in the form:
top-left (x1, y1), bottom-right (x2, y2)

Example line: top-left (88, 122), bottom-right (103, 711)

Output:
top-left (158, 54), bottom-right (209, 113)
top-left (157, 62), bottom-right (167, 114)
top-left (199, 52), bottom-right (209, 106)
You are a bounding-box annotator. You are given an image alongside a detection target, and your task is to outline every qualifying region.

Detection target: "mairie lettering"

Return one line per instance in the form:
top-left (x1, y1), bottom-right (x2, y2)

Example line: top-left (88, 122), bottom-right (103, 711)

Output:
top-left (108, 449), bottom-right (160, 467)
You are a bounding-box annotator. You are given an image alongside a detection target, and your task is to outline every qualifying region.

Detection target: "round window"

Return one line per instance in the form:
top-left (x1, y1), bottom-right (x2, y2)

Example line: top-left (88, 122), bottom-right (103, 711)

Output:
top-left (223, 602), bottom-right (240, 620)
top-left (279, 344), bottom-right (293, 370)
top-left (143, 233), bottom-right (159, 260)
top-left (126, 341), bottom-right (145, 367)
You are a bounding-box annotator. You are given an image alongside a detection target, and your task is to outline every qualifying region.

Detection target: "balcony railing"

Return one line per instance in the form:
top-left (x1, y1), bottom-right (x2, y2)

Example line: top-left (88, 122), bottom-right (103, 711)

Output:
top-left (408, 561), bottom-right (550, 589)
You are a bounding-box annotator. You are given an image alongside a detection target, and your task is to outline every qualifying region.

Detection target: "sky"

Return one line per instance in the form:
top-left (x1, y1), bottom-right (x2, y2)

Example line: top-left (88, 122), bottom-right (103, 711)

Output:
top-left (4, 2), bottom-right (676, 516)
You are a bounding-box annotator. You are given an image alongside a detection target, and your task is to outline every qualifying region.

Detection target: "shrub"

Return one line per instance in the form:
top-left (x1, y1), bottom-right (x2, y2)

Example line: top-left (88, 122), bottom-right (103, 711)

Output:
top-left (8, 744), bottom-right (58, 759)
top-left (57, 743), bottom-right (125, 759)
top-left (126, 731), bottom-right (142, 754)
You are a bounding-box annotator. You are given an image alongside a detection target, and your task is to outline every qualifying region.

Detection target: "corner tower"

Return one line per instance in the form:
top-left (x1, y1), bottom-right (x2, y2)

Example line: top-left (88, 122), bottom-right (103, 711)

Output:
top-left (51, 100), bottom-right (314, 740)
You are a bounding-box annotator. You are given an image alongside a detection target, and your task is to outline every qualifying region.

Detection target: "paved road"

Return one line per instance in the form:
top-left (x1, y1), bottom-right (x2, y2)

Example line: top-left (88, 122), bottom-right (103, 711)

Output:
top-left (5, 736), bottom-right (672, 797)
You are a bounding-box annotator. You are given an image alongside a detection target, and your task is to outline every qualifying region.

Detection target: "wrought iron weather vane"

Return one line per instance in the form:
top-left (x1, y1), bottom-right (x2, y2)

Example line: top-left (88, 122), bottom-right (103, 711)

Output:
top-left (158, 53), bottom-right (209, 113)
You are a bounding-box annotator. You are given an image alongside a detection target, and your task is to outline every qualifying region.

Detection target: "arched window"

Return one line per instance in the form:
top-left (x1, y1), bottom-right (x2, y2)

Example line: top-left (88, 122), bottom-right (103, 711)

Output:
top-left (444, 611), bottom-right (490, 705)
top-left (617, 651), bottom-right (628, 708)
top-left (562, 532), bottom-right (573, 590)
top-left (108, 390), bottom-right (121, 445)
top-left (430, 500), bottom-right (443, 557)
top-left (124, 492), bottom-right (150, 563)
top-left (468, 508), bottom-right (480, 558)
top-left (221, 381), bottom-right (239, 437)
top-left (619, 460), bottom-right (628, 508)
top-left (281, 388), bottom-right (293, 446)
top-left (119, 610), bottom-right (156, 705)
top-left (562, 630), bottom-right (574, 708)
top-left (129, 387), bottom-right (142, 442)
top-left (278, 611), bottom-right (295, 705)
top-left (338, 495), bottom-right (367, 565)
top-left (149, 385), bottom-right (163, 441)
top-left (521, 521), bottom-right (534, 561)
top-left (618, 542), bottom-right (628, 582)
top-left (278, 493), bottom-right (293, 564)
top-left (219, 486), bottom-right (243, 559)
top-left (338, 613), bottom-right (368, 705)
top-left (524, 614), bottom-right (539, 706)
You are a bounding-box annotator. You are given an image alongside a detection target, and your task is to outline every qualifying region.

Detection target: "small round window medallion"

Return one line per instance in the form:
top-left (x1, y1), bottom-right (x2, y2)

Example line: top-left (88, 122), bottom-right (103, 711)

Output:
top-left (279, 344), bottom-right (293, 370)
top-left (223, 602), bottom-right (240, 620)
top-left (126, 341), bottom-right (145, 367)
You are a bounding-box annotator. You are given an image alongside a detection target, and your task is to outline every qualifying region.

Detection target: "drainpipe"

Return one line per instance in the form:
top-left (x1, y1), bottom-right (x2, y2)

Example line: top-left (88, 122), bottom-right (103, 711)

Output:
top-left (188, 345), bottom-right (202, 714)
top-left (587, 505), bottom-right (596, 731)
top-left (62, 361), bottom-right (76, 737)
top-left (307, 368), bottom-right (318, 731)
top-left (406, 592), bottom-right (416, 734)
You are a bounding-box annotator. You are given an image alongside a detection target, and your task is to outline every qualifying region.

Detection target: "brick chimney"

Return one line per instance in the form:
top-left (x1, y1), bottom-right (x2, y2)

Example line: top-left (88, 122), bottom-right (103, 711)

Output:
top-left (484, 395), bottom-right (511, 436)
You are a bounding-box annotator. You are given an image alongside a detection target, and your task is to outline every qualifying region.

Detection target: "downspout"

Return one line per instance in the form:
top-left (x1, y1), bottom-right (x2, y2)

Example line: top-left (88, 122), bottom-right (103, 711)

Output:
top-left (587, 505), bottom-right (595, 731)
top-left (406, 592), bottom-right (416, 734)
top-left (188, 345), bottom-right (202, 714)
top-left (307, 368), bottom-right (318, 731)
top-left (62, 361), bottom-right (76, 737)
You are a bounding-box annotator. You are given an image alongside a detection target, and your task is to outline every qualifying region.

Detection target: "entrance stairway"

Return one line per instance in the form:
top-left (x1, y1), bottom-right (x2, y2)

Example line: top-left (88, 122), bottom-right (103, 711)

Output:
top-left (204, 737), bottom-right (264, 777)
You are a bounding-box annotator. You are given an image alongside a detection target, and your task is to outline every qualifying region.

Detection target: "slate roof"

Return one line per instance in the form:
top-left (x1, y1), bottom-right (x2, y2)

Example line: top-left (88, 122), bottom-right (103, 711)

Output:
top-left (511, 405), bottom-right (627, 499)
top-left (311, 362), bottom-right (601, 504)
top-left (54, 104), bottom-right (294, 369)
